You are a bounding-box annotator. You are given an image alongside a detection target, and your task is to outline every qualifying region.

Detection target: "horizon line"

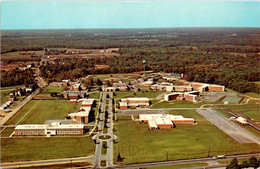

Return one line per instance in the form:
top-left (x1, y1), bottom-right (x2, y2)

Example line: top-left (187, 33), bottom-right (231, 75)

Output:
top-left (2, 26), bottom-right (260, 31)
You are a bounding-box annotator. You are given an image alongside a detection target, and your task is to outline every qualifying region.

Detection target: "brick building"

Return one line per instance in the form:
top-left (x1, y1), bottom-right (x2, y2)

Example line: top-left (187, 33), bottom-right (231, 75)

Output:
top-left (14, 122), bottom-right (84, 136)
top-left (119, 97), bottom-right (149, 109)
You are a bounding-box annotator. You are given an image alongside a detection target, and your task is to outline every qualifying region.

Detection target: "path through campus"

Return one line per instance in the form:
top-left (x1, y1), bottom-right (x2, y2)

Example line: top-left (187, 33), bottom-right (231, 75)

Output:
top-left (93, 92), bottom-right (117, 168)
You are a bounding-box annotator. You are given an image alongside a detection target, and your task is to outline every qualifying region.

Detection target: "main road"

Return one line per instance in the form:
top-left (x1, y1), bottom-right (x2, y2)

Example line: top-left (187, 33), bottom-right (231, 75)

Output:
top-left (93, 92), bottom-right (117, 168)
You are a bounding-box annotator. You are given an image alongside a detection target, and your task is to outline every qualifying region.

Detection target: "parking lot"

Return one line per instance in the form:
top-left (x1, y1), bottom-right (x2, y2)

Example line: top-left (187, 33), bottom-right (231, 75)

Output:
top-left (197, 109), bottom-right (260, 144)
top-left (201, 92), bottom-right (237, 102)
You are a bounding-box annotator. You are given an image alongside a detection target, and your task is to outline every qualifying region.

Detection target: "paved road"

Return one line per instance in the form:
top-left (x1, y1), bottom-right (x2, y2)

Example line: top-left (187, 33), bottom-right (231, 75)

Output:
top-left (113, 153), bottom-right (260, 169)
top-left (93, 92), bottom-right (117, 168)
top-left (1, 156), bottom-right (95, 169)
top-left (197, 109), bottom-right (260, 144)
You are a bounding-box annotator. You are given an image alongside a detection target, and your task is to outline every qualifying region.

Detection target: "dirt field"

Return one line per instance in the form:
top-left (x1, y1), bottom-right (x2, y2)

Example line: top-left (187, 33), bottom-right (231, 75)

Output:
top-left (196, 109), bottom-right (260, 144)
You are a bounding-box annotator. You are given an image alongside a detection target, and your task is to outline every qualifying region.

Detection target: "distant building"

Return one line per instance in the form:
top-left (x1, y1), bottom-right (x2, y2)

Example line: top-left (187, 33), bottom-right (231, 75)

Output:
top-left (113, 81), bottom-right (129, 91)
top-left (14, 122), bottom-right (84, 136)
top-left (119, 97), bottom-right (149, 109)
top-left (189, 83), bottom-right (225, 92)
top-left (63, 91), bottom-right (86, 99)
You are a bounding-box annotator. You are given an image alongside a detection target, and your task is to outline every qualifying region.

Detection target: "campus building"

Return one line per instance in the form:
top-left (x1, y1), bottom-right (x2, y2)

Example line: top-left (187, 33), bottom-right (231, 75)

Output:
top-left (113, 81), bottom-right (129, 91)
top-left (68, 99), bottom-right (95, 123)
top-left (189, 83), bottom-right (225, 92)
top-left (150, 83), bottom-right (192, 92)
top-left (119, 97), bottom-right (149, 109)
top-left (139, 114), bottom-right (195, 130)
top-left (164, 91), bottom-right (200, 102)
top-left (63, 91), bottom-right (86, 99)
top-left (14, 122), bottom-right (84, 136)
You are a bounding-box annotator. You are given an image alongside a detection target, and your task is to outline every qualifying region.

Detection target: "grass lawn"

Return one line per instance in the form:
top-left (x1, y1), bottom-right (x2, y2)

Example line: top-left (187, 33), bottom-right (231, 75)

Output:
top-left (5, 100), bottom-right (81, 125)
top-left (243, 111), bottom-right (260, 122)
top-left (113, 110), bottom-right (259, 165)
top-left (102, 141), bottom-right (108, 155)
top-left (1, 127), bottom-right (15, 137)
top-left (114, 91), bottom-right (164, 99)
top-left (41, 85), bottom-right (64, 93)
top-left (245, 92), bottom-right (260, 99)
top-left (146, 162), bottom-right (208, 169)
top-left (1, 137), bottom-right (95, 162)
top-left (88, 92), bottom-right (101, 99)
top-left (1, 90), bottom-right (12, 105)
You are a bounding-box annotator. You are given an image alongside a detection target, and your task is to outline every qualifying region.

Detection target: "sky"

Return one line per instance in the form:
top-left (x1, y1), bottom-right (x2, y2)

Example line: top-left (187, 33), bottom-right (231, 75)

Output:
top-left (1, 0), bottom-right (259, 30)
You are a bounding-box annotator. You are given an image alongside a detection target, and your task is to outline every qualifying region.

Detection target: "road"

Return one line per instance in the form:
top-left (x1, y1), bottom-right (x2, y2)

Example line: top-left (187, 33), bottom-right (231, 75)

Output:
top-left (93, 92), bottom-right (117, 168)
top-left (1, 155), bottom-right (95, 169)
top-left (197, 109), bottom-right (260, 144)
top-left (0, 88), bottom-right (41, 127)
top-left (113, 153), bottom-right (260, 169)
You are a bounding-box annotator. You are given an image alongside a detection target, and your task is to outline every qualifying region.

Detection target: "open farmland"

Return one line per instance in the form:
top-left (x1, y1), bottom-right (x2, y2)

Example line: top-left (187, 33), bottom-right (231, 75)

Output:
top-left (113, 110), bottom-right (259, 164)
top-left (1, 137), bottom-right (95, 162)
top-left (5, 100), bottom-right (81, 125)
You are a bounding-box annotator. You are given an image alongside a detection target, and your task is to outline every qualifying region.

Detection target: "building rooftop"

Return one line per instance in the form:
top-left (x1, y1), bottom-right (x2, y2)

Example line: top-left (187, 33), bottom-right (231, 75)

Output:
top-left (155, 117), bottom-right (173, 125)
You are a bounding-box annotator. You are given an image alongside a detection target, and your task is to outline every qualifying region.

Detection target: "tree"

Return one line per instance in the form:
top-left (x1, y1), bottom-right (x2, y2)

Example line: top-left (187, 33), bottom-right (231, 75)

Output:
top-left (249, 157), bottom-right (259, 168)
top-left (117, 153), bottom-right (123, 162)
top-left (240, 160), bottom-right (250, 168)
top-left (226, 158), bottom-right (239, 169)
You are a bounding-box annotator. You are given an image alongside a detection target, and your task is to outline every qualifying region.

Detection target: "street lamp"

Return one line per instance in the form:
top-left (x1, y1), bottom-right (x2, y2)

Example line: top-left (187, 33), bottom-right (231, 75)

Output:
top-left (143, 60), bottom-right (146, 77)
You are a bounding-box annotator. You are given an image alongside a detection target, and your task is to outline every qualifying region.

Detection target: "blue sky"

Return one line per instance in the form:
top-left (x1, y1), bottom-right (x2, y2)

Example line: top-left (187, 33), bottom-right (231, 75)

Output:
top-left (1, 1), bottom-right (259, 30)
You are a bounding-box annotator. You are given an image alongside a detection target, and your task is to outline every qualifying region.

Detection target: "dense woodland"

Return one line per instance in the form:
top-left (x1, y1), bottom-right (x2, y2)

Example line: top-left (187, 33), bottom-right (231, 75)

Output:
top-left (1, 69), bottom-right (35, 87)
top-left (1, 28), bottom-right (260, 93)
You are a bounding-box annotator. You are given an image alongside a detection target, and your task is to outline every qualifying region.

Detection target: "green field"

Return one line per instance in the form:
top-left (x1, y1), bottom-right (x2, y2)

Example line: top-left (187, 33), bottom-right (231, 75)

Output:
top-left (1, 137), bottom-right (95, 162)
top-left (88, 92), bottom-right (101, 99)
top-left (5, 100), bottom-right (81, 125)
top-left (245, 92), bottom-right (260, 99)
top-left (114, 91), bottom-right (164, 99)
top-left (113, 110), bottom-right (259, 164)
top-left (1, 90), bottom-right (12, 105)
top-left (243, 111), bottom-right (260, 122)
top-left (41, 85), bottom-right (64, 93)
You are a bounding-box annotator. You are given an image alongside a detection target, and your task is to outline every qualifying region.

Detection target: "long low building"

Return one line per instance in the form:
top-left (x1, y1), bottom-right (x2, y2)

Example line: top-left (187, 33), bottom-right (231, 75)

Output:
top-left (139, 114), bottom-right (195, 130)
top-left (164, 91), bottom-right (200, 102)
top-left (190, 83), bottom-right (225, 92)
top-left (14, 122), bottom-right (84, 136)
top-left (119, 97), bottom-right (149, 109)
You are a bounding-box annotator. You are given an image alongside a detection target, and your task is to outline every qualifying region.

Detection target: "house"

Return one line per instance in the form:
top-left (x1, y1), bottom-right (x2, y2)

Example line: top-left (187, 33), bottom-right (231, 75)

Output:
top-left (14, 122), bottom-right (84, 136)
top-left (119, 97), bottom-right (149, 109)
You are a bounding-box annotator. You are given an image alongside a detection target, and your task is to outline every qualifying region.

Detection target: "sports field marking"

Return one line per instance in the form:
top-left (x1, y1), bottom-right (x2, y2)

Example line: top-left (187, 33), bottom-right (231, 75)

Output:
top-left (15, 100), bottom-right (42, 126)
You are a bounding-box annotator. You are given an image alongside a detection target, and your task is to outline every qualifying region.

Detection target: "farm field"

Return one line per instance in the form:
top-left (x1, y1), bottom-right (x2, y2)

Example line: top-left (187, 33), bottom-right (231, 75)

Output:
top-left (5, 100), bottom-right (81, 125)
top-left (1, 137), bottom-right (95, 162)
top-left (113, 110), bottom-right (259, 164)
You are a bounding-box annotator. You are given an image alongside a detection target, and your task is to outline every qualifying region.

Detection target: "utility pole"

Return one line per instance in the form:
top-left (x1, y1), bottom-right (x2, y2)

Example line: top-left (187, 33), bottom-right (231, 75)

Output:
top-left (143, 60), bottom-right (146, 77)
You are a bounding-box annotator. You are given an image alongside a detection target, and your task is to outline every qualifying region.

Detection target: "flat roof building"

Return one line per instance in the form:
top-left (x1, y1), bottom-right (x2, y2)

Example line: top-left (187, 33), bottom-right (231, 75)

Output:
top-left (119, 97), bottom-right (149, 109)
top-left (14, 123), bottom-right (84, 136)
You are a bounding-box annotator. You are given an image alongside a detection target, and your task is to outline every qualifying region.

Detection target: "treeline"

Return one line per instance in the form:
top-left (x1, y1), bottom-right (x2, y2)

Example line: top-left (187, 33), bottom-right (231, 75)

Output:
top-left (1, 69), bottom-right (36, 87)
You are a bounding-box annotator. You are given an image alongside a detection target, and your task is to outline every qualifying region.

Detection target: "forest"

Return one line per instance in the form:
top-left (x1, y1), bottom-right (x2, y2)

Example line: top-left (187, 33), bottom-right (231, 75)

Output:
top-left (1, 28), bottom-right (260, 93)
